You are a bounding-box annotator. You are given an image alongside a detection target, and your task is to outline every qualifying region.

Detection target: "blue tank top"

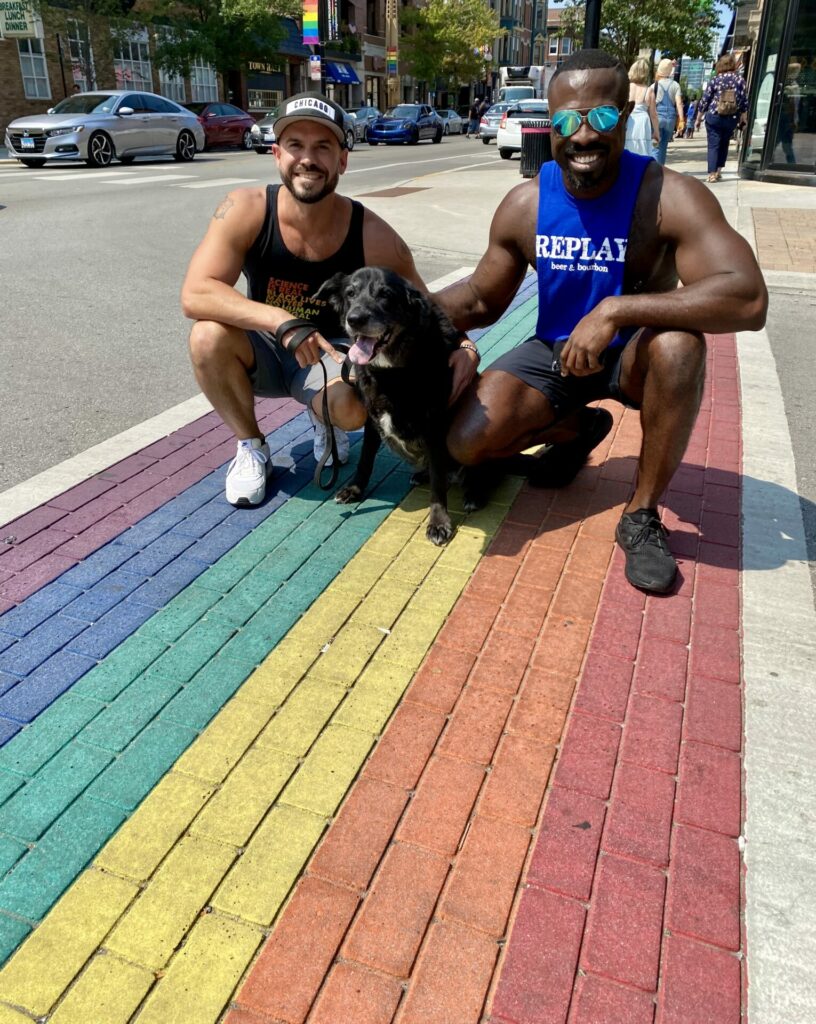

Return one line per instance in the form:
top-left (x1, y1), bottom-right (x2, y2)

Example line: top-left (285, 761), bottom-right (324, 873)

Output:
top-left (535, 149), bottom-right (652, 348)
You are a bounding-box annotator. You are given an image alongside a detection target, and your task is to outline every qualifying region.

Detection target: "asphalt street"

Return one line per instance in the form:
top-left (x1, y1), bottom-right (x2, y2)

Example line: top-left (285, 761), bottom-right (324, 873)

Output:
top-left (0, 135), bottom-right (506, 490)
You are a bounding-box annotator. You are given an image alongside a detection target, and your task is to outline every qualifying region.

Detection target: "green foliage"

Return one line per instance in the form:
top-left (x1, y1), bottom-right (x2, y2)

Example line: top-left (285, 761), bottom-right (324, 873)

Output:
top-left (400, 0), bottom-right (504, 88)
top-left (129, 0), bottom-right (301, 76)
top-left (558, 0), bottom-right (731, 69)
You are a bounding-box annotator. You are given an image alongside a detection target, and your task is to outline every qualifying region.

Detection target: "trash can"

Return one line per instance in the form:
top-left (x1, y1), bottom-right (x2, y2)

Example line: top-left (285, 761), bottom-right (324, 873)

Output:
top-left (519, 119), bottom-right (552, 178)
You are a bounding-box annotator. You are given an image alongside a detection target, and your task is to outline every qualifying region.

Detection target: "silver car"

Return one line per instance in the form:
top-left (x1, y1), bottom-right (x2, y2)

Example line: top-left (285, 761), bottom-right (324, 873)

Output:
top-left (479, 102), bottom-right (511, 144)
top-left (4, 90), bottom-right (205, 169)
top-left (250, 106), bottom-right (357, 153)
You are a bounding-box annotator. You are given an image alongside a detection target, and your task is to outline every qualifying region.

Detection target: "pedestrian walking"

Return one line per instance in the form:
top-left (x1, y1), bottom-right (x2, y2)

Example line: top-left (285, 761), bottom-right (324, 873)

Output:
top-left (695, 54), bottom-right (748, 181)
top-left (651, 58), bottom-right (685, 164)
top-left (467, 100), bottom-right (480, 138)
top-left (624, 57), bottom-right (659, 157)
top-left (684, 99), bottom-right (697, 138)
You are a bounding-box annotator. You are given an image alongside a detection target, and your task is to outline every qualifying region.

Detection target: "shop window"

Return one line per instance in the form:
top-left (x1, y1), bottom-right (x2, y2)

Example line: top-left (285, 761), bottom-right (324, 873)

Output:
top-left (18, 37), bottom-right (50, 100)
top-left (159, 68), bottom-right (186, 102)
top-left (113, 29), bottom-right (152, 90)
top-left (247, 88), bottom-right (284, 111)
top-left (67, 19), bottom-right (95, 90)
top-left (190, 62), bottom-right (218, 102)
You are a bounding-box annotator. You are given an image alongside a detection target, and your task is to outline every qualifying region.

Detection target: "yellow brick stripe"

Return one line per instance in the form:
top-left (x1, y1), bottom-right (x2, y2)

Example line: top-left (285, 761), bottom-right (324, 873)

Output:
top-left (0, 479), bottom-right (520, 1023)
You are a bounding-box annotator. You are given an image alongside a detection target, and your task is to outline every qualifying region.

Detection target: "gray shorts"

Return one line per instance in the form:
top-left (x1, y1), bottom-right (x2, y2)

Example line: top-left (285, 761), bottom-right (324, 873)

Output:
top-left (246, 330), bottom-right (346, 406)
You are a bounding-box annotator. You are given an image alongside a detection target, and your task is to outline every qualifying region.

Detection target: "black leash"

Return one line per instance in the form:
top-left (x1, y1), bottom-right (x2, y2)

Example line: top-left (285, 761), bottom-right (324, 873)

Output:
top-left (273, 319), bottom-right (356, 490)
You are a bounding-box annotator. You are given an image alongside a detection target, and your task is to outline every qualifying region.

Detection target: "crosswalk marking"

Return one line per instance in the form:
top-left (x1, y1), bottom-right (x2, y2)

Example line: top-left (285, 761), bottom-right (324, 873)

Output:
top-left (34, 171), bottom-right (136, 181)
top-left (106, 174), bottom-right (196, 185)
top-left (178, 177), bottom-right (257, 189)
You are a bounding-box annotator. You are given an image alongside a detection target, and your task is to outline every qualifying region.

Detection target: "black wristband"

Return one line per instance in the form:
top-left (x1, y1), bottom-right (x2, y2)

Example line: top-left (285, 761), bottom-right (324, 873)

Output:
top-left (275, 318), bottom-right (318, 353)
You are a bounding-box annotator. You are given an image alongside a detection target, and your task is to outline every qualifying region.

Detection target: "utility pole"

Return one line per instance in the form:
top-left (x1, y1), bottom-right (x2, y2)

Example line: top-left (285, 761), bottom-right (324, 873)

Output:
top-left (385, 0), bottom-right (400, 108)
top-left (583, 0), bottom-right (601, 49)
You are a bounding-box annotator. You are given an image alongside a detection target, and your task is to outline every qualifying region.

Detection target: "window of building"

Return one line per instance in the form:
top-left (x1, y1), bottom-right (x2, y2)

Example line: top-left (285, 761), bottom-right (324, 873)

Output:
top-left (562, 37), bottom-right (571, 55)
top-left (18, 37), bottom-right (50, 100)
top-left (113, 29), bottom-right (152, 90)
top-left (159, 67), bottom-right (186, 102)
top-left (549, 35), bottom-right (558, 55)
top-left (190, 61), bottom-right (218, 102)
top-left (247, 88), bottom-right (284, 111)
top-left (67, 19), bottom-right (95, 90)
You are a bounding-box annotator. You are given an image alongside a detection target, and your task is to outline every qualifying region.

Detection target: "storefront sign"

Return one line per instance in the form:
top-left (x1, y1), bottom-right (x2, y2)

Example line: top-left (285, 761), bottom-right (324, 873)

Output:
top-left (302, 0), bottom-right (319, 45)
top-left (248, 60), bottom-right (283, 75)
top-left (0, 0), bottom-right (38, 37)
top-left (309, 55), bottom-right (322, 81)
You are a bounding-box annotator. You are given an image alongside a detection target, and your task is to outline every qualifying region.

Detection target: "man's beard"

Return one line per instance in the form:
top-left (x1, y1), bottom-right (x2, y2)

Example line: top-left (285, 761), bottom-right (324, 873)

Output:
top-left (280, 163), bottom-right (340, 204)
top-left (561, 145), bottom-right (612, 193)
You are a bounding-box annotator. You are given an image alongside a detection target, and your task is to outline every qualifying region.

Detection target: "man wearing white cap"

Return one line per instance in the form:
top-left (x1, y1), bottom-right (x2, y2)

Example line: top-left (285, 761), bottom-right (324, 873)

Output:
top-left (182, 92), bottom-right (479, 506)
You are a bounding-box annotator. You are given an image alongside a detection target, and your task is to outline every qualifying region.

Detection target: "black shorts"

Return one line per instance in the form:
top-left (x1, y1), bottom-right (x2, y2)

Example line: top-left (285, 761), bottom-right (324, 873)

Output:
top-left (488, 335), bottom-right (642, 420)
top-left (245, 330), bottom-right (346, 405)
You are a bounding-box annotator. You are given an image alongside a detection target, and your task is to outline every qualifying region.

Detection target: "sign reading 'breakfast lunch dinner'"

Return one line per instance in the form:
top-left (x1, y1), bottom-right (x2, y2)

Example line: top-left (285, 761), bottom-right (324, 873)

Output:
top-left (0, 0), bottom-right (38, 37)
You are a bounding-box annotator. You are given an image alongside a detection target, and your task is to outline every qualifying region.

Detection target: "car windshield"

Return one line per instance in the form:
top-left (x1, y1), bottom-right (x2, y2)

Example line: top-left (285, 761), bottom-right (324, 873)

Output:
top-left (50, 94), bottom-right (118, 115)
top-left (259, 111), bottom-right (277, 126)
top-left (386, 106), bottom-right (418, 120)
top-left (184, 103), bottom-right (209, 115)
top-left (352, 108), bottom-right (375, 117)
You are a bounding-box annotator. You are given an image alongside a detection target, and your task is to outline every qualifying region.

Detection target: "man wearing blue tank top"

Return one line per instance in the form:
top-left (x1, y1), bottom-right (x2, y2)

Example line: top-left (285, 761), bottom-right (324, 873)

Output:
top-left (182, 92), bottom-right (481, 508)
top-left (435, 50), bottom-right (767, 593)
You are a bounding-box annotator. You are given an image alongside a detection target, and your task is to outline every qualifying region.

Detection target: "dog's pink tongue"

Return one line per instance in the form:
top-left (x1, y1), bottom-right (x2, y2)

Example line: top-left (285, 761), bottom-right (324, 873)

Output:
top-left (348, 336), bottom-right (378, 365)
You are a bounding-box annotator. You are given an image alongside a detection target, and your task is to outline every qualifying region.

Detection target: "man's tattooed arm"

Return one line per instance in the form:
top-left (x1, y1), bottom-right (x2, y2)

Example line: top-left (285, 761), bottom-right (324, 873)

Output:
top-left (213, 196), bottom-right (235, 220)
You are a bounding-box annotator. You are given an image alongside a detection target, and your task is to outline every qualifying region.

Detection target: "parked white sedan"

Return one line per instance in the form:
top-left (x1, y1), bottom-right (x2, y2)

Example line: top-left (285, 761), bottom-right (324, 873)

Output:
top-left (4, 90), bottom-right (205, 168)
top-left (495, 99), bottom-right (550, 159)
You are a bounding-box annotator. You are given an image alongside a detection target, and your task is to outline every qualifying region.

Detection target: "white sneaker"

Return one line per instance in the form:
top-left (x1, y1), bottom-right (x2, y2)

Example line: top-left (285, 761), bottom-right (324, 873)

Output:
top-left (225, 438), bottom-right (271, 507)
top-left (308, 406), bottom-right (349, 466)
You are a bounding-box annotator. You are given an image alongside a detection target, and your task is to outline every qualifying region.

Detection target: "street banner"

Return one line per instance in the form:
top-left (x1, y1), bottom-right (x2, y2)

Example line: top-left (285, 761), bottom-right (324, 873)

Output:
top-left (303, 0), bottom-right (319, 45)
top-left (387, 47), bottom-right (398, 77)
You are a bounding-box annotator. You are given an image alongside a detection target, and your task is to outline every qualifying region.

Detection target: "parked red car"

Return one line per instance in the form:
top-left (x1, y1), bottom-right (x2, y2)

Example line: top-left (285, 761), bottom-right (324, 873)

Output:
top-left (183, 102), bottom-right (256, 150)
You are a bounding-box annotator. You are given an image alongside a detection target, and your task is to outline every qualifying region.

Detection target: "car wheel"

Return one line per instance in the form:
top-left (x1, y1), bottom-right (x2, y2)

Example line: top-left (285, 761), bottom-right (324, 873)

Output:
top-left (482, 137), bottom-right (491, 145)
top-left (407, 128), bottom-right (419, 145)
top-left (20, 158), bottom-right (46, 168)
top-left (432, 127), bottom-right (442, 144)
top-left (85, 131), bottom-right (114, 168)
top-left (443, 124), bottom-right (449, 135)
top-left (369, 139), bottom-right (378, 145)
top-left (345, 128), bottom-right (355, 151)
top-left (241, 129), bottom-right (253, 150)
top-left (499, 148), bottom-right (513, 160)
top-left (255, 146), bottom-right (269, 155)
top-left (174, 130), bottom-right (197, 162)
top-left (362, 125), bottom-right (368, 142)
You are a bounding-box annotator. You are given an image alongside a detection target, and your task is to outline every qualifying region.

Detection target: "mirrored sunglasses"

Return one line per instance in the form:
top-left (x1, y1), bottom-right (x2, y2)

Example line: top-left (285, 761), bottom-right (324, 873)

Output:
top-left (551, 105), bottom-right (623, 138)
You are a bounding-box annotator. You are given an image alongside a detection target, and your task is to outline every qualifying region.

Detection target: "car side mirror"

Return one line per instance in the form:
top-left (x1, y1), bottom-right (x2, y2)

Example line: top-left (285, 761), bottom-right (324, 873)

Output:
top-left (118, 106), bottom-right (134, 116)
top-left (46, 107), bottom-right (54, 115)
top-left (206, 112), bottom-right (217, 118)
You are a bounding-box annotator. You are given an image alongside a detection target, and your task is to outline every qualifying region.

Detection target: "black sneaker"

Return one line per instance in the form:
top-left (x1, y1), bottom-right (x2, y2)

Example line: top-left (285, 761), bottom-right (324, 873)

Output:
top-left (615, 508), bottom-right (677, 593)
top-left (524, 407), bottom-right (614, 488)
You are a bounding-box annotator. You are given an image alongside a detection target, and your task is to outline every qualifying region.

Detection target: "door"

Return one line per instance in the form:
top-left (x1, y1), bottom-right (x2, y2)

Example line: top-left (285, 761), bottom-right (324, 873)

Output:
top-left (116, 93), bottom-right (154, 152)
top-left (144, 95), bottom-right (181, 151)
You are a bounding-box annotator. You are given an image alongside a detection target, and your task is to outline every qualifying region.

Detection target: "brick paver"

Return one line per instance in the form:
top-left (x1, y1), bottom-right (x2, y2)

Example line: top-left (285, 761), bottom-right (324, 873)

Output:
top-left (0, 275), bottom-right (748, 1024)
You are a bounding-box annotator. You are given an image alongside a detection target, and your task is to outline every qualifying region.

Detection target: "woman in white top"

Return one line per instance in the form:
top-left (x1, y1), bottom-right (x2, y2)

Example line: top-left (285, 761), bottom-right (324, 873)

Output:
top-left (625, 57), bottom-right (659, 157)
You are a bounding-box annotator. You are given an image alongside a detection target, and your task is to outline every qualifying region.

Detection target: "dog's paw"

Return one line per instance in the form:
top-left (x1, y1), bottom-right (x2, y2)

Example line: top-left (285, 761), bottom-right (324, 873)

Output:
top-left (335, 483), bottom-right (363, 504)
top-left (426, 518), bottom-right (454, 546)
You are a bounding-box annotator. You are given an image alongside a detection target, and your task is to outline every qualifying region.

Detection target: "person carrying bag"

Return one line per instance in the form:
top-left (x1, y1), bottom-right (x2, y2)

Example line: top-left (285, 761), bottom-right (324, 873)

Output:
top-left (695, 53), bottom-right (748, 181)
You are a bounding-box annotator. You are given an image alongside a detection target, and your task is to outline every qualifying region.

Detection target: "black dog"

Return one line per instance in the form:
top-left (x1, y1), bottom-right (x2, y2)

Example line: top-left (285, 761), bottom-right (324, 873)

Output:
top-left (314, 267), bottom-right (463, 545)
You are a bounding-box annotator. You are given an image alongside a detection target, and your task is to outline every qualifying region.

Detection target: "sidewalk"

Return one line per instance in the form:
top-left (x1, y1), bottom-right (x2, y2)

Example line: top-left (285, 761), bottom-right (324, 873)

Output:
top-left (0, 138), bottom-right (813, 1024)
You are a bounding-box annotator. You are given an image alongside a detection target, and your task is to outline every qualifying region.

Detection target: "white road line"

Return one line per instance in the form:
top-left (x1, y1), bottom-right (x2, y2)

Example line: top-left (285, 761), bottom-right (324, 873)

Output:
top-left (105, 174), bottom-right (196, 185)
top-left (0, 269), bottom-right (466, 528)
top-left (33, 171), bottom-right (137, 181)
top-left (178, 177), bottom-right (257, 189)
top-left (345, 154), bottom-right (495, 175)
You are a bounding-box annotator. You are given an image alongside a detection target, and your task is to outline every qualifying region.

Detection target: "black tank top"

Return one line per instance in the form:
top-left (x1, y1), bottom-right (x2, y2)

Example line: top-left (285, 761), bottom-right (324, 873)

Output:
top-left (243, 184), bottom-right (366, 338)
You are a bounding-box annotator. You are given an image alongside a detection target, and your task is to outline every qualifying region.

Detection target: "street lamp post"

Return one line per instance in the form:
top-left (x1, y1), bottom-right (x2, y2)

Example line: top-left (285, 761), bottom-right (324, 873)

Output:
top-left (583, 0), bottom-right (601, 49)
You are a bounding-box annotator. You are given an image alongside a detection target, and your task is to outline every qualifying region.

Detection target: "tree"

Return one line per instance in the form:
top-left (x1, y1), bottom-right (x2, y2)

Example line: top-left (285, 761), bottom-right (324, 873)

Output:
top-left (399, 0), bottom-right (505, 91)
top-left (129, 0), bottom-right (301, 79)
top-left (558, 0), bottom-right (730, 69)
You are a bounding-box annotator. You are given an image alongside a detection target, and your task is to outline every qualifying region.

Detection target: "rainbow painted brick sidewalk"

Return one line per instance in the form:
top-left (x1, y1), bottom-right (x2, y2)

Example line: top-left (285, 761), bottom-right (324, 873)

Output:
top-left (0, 274), bottom-right (792, 1024)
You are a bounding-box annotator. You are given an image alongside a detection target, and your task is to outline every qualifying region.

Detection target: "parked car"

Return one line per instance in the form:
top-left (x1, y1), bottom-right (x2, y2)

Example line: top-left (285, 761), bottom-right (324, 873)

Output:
top-left (479, 102), bottom-right (511, 144)
top-left (495, 99), bottom-right (550, 159)
top-left (250, 106), bottom-right (357, 153)
top-left (349, 106), bottom-right (382, 141)
top-left (4, 90), bottom-right (205, 168)
top-left (367, 104), bottom-right (443, 146)
top-left (184, 101), bottom-right (256, 150)
top-left (436, 109), bottom-right (463, 135)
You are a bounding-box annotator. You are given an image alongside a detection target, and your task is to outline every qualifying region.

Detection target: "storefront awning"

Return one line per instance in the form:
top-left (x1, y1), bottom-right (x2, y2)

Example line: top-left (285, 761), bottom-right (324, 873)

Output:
top-left (325, 61), bottom-right (361, 85)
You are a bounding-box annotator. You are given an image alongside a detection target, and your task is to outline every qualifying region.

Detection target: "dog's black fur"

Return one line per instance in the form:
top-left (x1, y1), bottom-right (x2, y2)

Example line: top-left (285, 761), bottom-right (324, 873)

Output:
top-left (314, 266), bottom-right (462, 545)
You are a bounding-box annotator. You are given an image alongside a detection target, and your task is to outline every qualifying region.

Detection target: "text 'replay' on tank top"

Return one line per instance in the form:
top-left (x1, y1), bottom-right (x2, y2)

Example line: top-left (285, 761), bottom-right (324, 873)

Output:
top-left (535, 149), bottom-right (652, 348)
top-left (243, 183), bottom-right (366, 339)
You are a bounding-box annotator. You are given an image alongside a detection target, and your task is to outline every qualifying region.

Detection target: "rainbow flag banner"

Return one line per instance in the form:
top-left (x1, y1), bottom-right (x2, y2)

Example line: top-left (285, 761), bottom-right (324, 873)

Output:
top-left (387, 47), bottom-right (398, 77)
top-left (302, 0), bottom-right (319, 45)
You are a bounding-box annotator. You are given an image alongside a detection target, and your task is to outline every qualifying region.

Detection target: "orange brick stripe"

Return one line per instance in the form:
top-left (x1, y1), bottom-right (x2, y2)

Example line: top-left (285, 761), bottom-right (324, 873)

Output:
top-left (224, 335), bottom-right (743, 1024)
top-left (492, 334), bottom-right (743, 1024)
